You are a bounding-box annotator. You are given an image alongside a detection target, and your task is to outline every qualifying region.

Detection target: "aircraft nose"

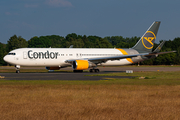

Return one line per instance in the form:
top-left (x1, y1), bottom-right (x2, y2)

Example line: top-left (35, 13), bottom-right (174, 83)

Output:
top-left (3, 55), bottom-right (8, 63)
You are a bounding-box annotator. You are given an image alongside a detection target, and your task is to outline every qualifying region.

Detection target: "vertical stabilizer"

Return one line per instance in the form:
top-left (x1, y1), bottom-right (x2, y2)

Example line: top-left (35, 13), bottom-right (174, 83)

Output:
top-left (132, 21), bottom-right (161, 53)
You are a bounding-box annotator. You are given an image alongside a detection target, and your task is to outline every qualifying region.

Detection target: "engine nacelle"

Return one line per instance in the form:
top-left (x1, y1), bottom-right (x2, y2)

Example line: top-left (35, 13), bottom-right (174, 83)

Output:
top-left (46, 67), bottom-right (61, 70)
top-left (72, 60), bottom-right (90, 70)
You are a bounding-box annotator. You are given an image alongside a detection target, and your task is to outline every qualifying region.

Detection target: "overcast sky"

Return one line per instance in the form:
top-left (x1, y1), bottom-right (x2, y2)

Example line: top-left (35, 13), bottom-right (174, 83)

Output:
top-left (1, 0), bottom-right (180, 44)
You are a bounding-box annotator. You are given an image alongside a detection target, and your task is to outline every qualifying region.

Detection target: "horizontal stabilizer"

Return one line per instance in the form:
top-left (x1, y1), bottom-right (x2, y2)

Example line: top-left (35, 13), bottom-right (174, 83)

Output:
top-left (153, 41), bottom-right (166, 53)
top-left (145, 51), bottom-right (176, 56)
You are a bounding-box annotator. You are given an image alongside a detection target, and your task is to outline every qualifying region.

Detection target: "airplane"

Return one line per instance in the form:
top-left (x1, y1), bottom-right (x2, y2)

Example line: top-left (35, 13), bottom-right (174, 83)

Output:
top-left (3, 21), bottom-right (176, 73)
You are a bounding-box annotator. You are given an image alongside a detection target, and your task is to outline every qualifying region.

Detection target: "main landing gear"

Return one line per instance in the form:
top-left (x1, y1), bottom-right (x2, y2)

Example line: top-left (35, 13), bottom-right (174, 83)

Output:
top-left (15, 65), bottom-right (20, 73)
top-left (89, 68), bottom-right (100, 73)
top-left (73, 69), bottom-right (100, 73)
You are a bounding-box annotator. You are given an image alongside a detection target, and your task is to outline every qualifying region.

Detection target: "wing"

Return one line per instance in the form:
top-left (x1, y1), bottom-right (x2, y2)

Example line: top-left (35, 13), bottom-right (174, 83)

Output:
top-left (65, 53), bottom-right (149, 64)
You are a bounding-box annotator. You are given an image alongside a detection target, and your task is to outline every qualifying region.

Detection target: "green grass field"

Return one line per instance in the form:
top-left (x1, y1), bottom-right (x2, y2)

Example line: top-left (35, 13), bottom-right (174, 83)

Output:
top-left (0, 71), bottom-right (180, 86)
top-left (1, 68), bottom-right (180, 119)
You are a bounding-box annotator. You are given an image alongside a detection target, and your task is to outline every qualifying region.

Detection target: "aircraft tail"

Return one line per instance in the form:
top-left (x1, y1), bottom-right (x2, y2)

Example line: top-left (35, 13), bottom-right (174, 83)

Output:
top-left (132, 21), bottom-right (161, 53)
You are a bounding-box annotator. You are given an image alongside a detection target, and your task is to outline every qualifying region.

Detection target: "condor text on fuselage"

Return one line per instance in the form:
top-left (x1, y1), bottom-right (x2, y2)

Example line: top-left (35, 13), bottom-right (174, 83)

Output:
top-left (28, 50), bottom-right (58, 59)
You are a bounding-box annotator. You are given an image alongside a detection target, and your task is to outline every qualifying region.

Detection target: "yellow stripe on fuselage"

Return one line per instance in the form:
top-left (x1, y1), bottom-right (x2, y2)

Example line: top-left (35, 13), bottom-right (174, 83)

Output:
top-left (126, 58), bottom-right (133, 63)
top-left (116, 49), bottom-right (133, 63)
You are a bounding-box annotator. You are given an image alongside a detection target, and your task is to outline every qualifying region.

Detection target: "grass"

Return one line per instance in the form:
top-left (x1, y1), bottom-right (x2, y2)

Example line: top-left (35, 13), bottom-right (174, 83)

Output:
top-left (1, 71), bottom-right (180, 86)
top-left (85, 71), bottom-right (180, 85)
top-left (1, 84), bottom-right (180, 119)
top-left (1, 69), bottom-right (180, 119)
top-left (0, 65), bottom-right (180, 73)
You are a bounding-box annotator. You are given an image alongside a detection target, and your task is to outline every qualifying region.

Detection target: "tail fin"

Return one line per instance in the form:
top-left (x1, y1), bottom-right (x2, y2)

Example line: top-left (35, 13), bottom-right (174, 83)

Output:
top-left (132, 21), bottom-right (161, 53)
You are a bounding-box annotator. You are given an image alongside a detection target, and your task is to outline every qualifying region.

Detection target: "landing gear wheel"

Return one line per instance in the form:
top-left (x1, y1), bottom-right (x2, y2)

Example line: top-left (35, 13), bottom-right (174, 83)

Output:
top-left (16, 70), bottom-right (20, 73)
top-left (95, 69), bottom-right (99, 73)
top-left (90, 69), bottom-right (93, 73)
top-left (89, 69), bottom-right (100, 73)
top-left (15, 65), bottom-right (21, 73)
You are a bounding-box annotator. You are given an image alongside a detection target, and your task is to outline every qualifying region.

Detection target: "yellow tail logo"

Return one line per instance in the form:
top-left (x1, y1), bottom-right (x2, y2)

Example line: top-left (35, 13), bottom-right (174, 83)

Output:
top-left (142, 31), bottom-right (156, 49)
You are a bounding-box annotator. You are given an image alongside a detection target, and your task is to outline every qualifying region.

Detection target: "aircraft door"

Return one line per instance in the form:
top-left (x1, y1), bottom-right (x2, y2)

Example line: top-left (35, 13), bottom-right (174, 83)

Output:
top-left (23, 51), bottom-right (27, 59)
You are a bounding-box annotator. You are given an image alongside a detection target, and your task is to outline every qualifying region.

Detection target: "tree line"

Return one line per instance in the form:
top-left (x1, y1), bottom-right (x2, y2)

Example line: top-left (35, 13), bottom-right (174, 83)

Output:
top-left (0, 33), bottom-right (179, 66)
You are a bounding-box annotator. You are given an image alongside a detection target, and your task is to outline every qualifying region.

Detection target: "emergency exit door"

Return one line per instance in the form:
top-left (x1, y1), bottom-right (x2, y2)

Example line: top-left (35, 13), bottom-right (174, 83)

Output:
top-left (23, 51), bottom-right (27, 59)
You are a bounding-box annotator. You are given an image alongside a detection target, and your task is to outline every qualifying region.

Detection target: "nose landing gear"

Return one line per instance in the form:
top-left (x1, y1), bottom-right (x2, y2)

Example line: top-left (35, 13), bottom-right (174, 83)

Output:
top-left (15, 65), bottom-right (20, 73)
top-left (16, 70), bottom-right (20, 73)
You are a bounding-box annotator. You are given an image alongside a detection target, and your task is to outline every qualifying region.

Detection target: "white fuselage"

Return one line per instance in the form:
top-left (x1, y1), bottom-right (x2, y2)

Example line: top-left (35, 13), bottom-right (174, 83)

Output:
top-left (3, 48), bottom-right (139, 68)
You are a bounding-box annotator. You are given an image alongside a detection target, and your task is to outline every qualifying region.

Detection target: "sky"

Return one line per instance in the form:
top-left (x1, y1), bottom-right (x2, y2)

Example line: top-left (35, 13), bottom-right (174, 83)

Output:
top-left (1, 0), bottom-right (180, 44)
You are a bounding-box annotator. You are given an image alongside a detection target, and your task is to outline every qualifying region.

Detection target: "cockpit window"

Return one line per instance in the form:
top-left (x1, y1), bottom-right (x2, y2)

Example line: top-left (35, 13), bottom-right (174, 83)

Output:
top-left (7, 53), bottom-right (16, 55)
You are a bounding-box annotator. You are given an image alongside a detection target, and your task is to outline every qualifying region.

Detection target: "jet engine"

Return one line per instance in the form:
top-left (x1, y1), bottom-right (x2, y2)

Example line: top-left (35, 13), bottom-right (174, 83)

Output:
top-left (72, 60), bottom-right (95, 70)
